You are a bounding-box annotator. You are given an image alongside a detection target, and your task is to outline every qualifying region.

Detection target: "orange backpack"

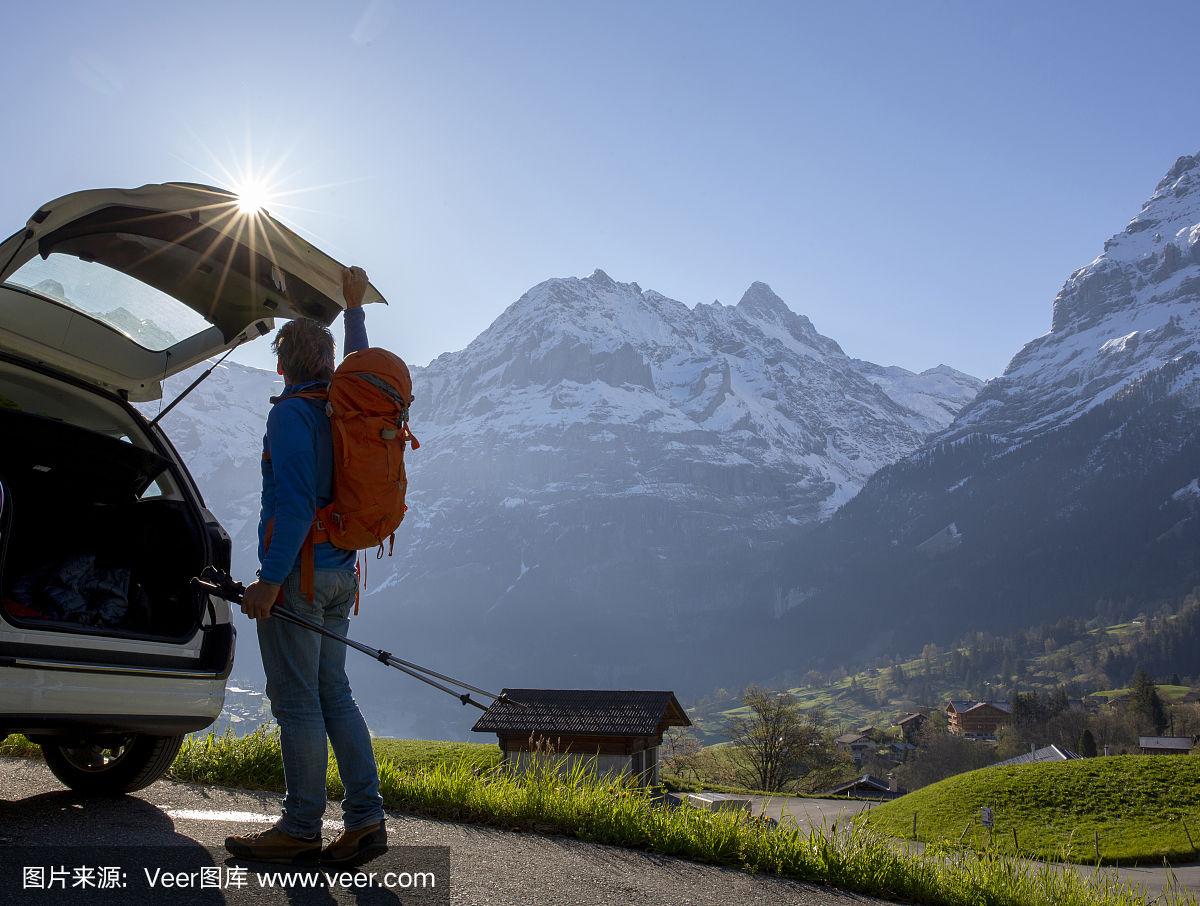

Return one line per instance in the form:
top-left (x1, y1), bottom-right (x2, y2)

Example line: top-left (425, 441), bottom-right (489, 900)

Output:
top-left (284, 348), bottom-right (419, 607)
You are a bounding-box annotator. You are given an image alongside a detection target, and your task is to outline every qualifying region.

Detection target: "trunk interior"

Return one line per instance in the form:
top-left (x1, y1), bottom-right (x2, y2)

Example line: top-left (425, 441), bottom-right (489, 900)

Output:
top-left (0, 407), bottom-right (207, 642)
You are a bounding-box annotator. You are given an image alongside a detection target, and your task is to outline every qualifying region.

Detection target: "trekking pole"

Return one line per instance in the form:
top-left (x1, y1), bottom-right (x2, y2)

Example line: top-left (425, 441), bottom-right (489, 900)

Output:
top-left (193, 569), bottom-right (521, 711)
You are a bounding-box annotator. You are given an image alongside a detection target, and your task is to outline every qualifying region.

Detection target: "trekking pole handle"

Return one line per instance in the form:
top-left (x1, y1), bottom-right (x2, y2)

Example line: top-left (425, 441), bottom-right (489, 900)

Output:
top-left (193, 569), bottom-right (246, 603)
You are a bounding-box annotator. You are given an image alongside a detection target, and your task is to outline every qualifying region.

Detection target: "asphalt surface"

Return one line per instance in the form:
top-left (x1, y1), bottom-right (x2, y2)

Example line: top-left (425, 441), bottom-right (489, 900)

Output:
top-left (684, 792), bottom-right (875, 828)
top-left (0, 757), bottom-right (895, 905)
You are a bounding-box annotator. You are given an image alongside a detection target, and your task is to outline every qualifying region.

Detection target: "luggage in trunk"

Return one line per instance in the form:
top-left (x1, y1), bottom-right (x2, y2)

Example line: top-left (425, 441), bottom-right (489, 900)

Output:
top-left (0, 408), bottom-right (207, 641)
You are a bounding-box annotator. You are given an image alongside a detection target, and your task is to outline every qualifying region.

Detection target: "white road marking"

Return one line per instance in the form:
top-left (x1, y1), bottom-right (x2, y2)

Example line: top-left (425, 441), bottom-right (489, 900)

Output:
top-left (165, 808), bottom-right (341, 829)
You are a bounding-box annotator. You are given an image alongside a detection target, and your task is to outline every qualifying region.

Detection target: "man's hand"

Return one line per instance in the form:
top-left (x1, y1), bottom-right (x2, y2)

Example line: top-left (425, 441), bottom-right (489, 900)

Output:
top-left (342, 265), bottom-right (369, 309)
top-left (241, 579), bottom-right (282, 620)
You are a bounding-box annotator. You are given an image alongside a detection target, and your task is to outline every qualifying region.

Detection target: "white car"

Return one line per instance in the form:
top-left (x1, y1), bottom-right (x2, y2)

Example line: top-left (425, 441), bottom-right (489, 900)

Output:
top-left (0, 183), bottom-right (383, 793)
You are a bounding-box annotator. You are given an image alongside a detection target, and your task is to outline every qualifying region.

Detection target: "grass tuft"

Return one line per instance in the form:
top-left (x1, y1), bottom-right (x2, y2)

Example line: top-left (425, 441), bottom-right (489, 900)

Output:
top-left (0, 734), bottom-right (40, 758)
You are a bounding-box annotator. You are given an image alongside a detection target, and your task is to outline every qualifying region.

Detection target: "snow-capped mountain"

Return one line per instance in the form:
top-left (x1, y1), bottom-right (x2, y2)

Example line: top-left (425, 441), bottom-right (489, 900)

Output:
top-left (415, 271), bottom-right (980, 521)
top-left (947, 152), bottom-right (1200, 445)
top-left (765, 152), bottom-right (1200, 674)
top-left (152, 274), bottom-right (979, 736)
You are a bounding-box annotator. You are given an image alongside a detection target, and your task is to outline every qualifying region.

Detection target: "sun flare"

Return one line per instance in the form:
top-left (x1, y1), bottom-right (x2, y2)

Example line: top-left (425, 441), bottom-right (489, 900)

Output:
top-left (234, 180), bottom-right (271, 215)
top-left (175, 128), bottom-right (369, 252)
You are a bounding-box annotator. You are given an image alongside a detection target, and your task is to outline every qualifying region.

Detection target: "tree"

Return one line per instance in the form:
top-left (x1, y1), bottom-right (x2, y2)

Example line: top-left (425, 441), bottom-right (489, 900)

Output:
top-left (724, 686), bottom-right (835, 792)
top-left (1129, 668), bottom-right (1168, 735)
top-left (660, 728), bottom-right (704, 785)
top-left (894, 720), bottom-right (996, 790)
top-left (1077, 728), bottom-right (1097, 758)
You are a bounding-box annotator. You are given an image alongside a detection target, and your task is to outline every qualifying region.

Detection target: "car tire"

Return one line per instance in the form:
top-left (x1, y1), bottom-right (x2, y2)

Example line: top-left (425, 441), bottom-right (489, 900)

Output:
top-left (40, 733), bottom-right (184, 795)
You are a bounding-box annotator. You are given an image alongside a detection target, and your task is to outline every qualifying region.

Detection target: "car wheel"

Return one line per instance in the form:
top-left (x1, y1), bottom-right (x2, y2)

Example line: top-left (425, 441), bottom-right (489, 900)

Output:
top-left (40, 733), bottom-right (184, 795)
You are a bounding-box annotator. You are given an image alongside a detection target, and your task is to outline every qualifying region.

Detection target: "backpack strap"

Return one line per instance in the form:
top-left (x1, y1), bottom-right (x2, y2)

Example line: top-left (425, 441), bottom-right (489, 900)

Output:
top-left (296, 504), bottom-right (335, 602)
top-left (296, 388), bottom-right (333, 602)
top-left (292, 387), bottom-right (330, 403)
top-left (402, 423), bottom-right (420, 450)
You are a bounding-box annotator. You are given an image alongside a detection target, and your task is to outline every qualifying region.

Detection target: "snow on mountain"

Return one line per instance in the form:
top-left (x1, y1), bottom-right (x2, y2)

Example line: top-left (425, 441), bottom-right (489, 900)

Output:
top-left (414, 271), bottom-right (981, 521)
top-left (947, 153), bottom-right (1200, 445)
top-left (851, 361), bottom-right (982, 435)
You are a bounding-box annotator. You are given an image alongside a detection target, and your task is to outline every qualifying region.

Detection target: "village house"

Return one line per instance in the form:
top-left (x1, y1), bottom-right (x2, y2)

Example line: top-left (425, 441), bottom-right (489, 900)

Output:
top-left (471, 689), bottom-right (691, 786)
top-left (1138, 736), bottom-right (1194, 755)
top-left (944, 700), bottom-right (1012, 738)
top-left (897, 711), bottom-right (927, 743)
top-left (834, 732), bottom-right (874, 766)
top-left (887, 740), bottom-right (918, 763)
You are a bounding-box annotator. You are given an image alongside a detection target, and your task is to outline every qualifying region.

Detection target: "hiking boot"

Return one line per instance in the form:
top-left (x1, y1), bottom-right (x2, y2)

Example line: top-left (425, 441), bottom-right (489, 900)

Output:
top-left (224, 826), bottom-right (322, 864)
top-left (320, 819), bottom-right (387, 867)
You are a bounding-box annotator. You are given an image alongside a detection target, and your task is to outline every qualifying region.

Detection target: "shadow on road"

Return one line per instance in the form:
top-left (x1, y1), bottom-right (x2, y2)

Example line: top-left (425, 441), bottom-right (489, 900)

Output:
top-left (0, 788), bottom-right (412, 904)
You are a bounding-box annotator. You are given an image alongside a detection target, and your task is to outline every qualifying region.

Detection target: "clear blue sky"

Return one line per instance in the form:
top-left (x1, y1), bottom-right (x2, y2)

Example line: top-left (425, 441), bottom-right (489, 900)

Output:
top-left (4, 1), bottom-right (1199, 379)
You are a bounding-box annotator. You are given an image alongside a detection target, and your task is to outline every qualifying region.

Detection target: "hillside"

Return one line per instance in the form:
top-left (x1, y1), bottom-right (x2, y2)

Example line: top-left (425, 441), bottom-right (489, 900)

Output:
top-left (149, 275), bottom-right (980, 738)
top-left (686, 593), bottom-right (1200, 741)
top-left (863, 755), bottom-right (1200, 864)
top-left (760, 152), bottom-right (1200, 672)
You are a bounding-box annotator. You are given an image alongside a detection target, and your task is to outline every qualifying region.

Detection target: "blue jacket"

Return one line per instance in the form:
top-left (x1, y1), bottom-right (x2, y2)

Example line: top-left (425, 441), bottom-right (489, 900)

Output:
top-left (257, 307), bottom-right (369, 584)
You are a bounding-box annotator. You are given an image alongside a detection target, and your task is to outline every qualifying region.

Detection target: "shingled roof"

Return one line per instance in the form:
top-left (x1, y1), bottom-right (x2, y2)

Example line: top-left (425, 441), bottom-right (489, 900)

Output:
top-left (472, 689), bottom-right (691, 738)
top-left (946, 700), bottom-right (1011, 714)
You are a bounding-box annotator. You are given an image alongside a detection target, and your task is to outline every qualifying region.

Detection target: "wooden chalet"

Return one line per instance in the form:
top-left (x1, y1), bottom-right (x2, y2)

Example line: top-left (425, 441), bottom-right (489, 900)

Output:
top-left (471, 689), bottom-right (691, 786)
top-left (897, 711), bottom-right (927, 743)
top-left (834, 732), bottom-right (873, 766)
top-left (945, 700), bottom-right (1011, 738)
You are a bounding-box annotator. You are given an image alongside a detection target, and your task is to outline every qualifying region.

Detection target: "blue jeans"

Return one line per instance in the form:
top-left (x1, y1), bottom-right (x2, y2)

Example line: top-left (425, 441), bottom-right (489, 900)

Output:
top-left (257, 568), bottom-right (385, 838)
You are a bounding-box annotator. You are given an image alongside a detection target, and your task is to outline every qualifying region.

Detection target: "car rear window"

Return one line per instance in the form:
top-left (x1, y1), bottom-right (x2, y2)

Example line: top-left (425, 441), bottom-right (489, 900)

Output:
top-left (5, 251), bottom-right (213, 351)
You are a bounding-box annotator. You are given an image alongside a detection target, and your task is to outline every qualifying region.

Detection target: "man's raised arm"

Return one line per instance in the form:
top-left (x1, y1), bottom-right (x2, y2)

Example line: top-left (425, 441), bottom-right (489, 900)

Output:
top-left (342, 265), bottom-right (370, 355)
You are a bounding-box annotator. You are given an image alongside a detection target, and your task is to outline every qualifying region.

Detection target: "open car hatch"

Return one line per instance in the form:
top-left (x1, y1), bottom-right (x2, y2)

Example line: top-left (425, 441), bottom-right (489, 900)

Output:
top-left (0, 182), bottom-right (386, 401)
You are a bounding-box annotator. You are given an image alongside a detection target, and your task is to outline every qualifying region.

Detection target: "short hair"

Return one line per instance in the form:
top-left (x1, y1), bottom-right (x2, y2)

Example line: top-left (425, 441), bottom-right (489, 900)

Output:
top-left (272, 319), bottom-right (335, 384)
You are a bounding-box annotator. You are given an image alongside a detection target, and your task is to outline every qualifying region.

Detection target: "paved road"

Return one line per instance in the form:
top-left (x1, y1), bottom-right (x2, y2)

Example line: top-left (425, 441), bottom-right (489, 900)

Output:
top-left (0, 758), bottom-right (894, 905)
top-left (694, 793), bottom-right (875, 828)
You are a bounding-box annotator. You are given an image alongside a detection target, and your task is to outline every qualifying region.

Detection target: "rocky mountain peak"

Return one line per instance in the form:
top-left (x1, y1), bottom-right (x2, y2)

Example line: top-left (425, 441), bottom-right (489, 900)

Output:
top-left (586, 267), bottom-right (617, 287)
top-left (1155, 153), bottom-right (1200, 193)
top-left (947, 151), bottom-right (1200, 445)
top-left (1051, 152), bottom-right (1200, 333)
top-left (733, 280), bottom-right (839, 357)
top-left (736, 280), bottom-right (789, 314)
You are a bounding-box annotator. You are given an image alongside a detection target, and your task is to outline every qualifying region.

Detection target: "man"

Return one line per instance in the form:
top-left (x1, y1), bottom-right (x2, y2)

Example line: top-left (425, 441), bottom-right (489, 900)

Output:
top-left (225, 266), bottom-right (387, 867)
